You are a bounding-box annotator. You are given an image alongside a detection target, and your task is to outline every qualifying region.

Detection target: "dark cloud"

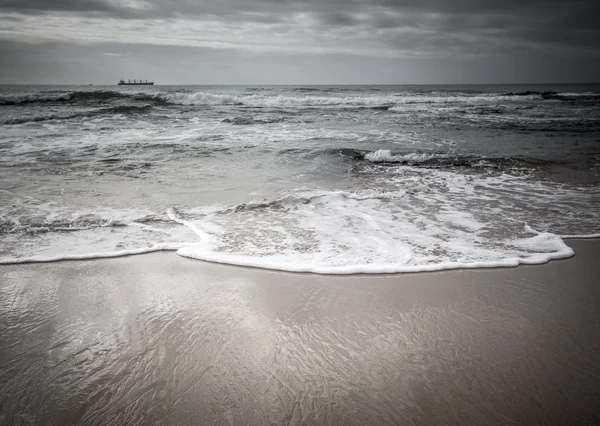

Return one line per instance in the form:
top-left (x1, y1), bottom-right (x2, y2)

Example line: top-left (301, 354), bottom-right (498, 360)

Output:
top-left (320, 12), bottom-right (360, 27)
top-left (1, 0), bottom-right (596, 19)
top-left (2, 0), bottom-right (599, 34)
top-left (0, 0), bottom-right (119, 14)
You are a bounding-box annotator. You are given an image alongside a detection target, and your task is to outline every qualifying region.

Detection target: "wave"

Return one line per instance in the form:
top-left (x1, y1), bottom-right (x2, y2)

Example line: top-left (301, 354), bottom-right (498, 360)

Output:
top-left (104, 104), bottom-right (153, 114)
top-left (1, 104), bottom-right (153, 124)
top-left (0, 89), bottom-right (548, 109)
top-left (306, 148), bottom-right (567, 170)
top-left (222, 116), bottom-right (288, 125)
top-left (363, 149), bottom-right (572, 169)
top-left (2, 182), bottom-right (597, 272)
top-left (292, 87), bottom-right (326, 92)
top-left (0, 90), bottom-right (165, 106)
top-left (501, 91), bottom-right (557, 97)
top-left (3, 89), bottom-right (599, 111)
top-left (500, 91), bottom-right (600, 103)
top-left (172, 92), bottom-right (546, 107)
top-left (0, 92), bottom-right (73, 105)
top-left (322, 147), bottom-right (370, 160)
top-left (0, 236), bottom-right (575, 272)
top-left (0, 215), bottom-right (127, 235)
top-left (176, 238), bottom-right (574, 274)
top-left (170, 190), bottom-right (578, 274)
top-left (364, 150), bottom-right (444, 164)
top-left (161, 92), bottom-right (400, 107)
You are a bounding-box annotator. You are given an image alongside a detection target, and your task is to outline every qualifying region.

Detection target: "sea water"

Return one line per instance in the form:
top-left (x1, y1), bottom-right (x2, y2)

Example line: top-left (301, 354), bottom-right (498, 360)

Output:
top-left (1, 84), bottom-right (599, 272)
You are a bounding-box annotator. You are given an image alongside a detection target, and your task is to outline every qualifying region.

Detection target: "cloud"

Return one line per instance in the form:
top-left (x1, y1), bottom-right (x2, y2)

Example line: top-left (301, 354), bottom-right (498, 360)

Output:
top-left (0, 0), bottom-right (598, 83)
top-left (1, 0), bottom-right (597, 53)
top-left (0, 0), bottom-right (122, 16)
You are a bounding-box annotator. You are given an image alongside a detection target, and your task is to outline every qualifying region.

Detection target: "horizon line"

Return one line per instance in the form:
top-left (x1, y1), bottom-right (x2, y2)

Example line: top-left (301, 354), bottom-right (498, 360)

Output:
top-left (1, 82), bottom-right (600, 86)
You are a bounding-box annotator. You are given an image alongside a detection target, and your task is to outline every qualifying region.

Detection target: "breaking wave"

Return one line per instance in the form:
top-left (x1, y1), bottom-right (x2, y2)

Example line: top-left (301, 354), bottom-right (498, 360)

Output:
top-left (1, 105), bottom-right (153, 124)
top-left (499, 91), bottom-right (600, 105)
top-left (502, 91), bottom-right (558, 97)
top-left (5, 89), bottom-right (596, 110)
top-left (0, 90), bottom-right (165, 106)
top-left (306, 148), bottom-right (568, 171)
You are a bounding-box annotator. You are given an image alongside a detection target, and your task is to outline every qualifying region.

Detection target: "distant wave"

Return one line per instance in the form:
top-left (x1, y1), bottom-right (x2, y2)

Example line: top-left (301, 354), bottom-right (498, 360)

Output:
top-left (161, 92), bottom-right (399, 107)
top-left (163, 92), bottom-right (552, 107)
top-left (2, 91), bottom-right (598, 134)
top-left (291, 87), bottom-right (328, 92)
top-left (1, 104), bottom-right (153, 124)
top-left (501, 91), bottom-right (558, 97)
top-left (0, 89), bottom-right (399, 108)
top-left (0, 90), bottom-right (164, 106)
top-left (3, 89), bottom-right (598, 111)
top-left (501, 91), bottom-right (600, 102)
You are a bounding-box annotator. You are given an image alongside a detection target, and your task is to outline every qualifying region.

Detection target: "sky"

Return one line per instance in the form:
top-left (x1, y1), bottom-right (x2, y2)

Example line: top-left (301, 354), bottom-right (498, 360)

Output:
top-left (0, 0), bottom-right (599, 84)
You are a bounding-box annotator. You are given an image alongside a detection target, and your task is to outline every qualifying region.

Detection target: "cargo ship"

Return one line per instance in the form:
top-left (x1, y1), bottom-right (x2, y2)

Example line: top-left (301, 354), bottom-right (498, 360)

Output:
top-left (118, 79), bottom-right (154, 85)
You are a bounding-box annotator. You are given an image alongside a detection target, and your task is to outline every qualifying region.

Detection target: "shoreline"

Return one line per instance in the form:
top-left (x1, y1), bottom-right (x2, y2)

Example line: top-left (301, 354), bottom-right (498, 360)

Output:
top-left (1, 239), bottom-right (599, 425)
top-left (1, 236), bottom-right (596, 275)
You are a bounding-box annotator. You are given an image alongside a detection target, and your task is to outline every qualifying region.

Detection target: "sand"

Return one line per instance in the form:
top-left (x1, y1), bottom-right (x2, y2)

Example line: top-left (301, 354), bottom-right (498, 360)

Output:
top-left (1, 239), bottom-right (599, 425)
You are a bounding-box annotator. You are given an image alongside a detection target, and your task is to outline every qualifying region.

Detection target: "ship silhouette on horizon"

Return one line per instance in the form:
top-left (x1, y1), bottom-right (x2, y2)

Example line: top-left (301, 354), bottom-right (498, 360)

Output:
top-left (118, 79), bottom-right (154, 86)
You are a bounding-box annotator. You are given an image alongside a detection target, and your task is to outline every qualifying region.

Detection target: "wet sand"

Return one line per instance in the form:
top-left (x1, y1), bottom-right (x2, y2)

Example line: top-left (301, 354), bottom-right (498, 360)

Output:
top-left (1, 240), bottom-right (599, 426)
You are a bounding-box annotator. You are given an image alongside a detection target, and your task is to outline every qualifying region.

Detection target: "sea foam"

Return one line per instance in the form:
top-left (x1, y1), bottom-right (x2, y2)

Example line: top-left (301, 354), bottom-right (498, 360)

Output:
top-left (1, 163), bottom-right (597, 273)
top-left (168, 186), bottom-right (578, 274)
top-left (0, 244), bottom-right (182, 264)
top-left (365, 150), bottom-right (441, 163)
top-left (0, 183), bottom-right (583, 273)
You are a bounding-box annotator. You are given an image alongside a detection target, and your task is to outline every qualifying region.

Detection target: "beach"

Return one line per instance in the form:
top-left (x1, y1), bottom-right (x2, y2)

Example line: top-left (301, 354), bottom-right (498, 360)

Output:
top-left (1, 239), bottom-right (599, 425)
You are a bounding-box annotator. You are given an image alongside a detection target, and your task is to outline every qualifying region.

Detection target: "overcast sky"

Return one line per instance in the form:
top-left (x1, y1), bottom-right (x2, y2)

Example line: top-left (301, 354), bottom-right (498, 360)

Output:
top-left (1, 0), bottom-right (599, 84)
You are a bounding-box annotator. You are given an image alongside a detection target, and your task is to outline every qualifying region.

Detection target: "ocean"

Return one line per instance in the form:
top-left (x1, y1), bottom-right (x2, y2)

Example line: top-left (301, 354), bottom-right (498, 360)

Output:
top-left (1, 84), bottom-right (599, 272)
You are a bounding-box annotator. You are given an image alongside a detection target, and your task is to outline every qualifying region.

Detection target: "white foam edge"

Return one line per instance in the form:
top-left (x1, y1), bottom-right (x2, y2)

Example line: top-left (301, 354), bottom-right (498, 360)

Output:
top-left (175, 237), bottom-right (575, 275)
top-left (0, 235), bottom-right (588, 273)
top-left (0, 243), bottom-right (183, 265)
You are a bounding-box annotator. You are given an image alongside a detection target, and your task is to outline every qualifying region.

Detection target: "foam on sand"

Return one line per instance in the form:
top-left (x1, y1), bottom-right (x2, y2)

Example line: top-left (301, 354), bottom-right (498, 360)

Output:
top-left (0, 243), bottom-right (182, 264)
top-left (0, 187), bottom-right (579, 273)
top-left (176, 234), bottom-right (574, 274)
top-left (170, 189), bottom-right (576, 274)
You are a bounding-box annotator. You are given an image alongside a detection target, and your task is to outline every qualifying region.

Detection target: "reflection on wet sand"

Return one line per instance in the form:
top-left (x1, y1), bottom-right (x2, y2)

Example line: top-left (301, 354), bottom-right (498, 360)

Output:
top-left (1, 240), bottom-right (600, 425)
